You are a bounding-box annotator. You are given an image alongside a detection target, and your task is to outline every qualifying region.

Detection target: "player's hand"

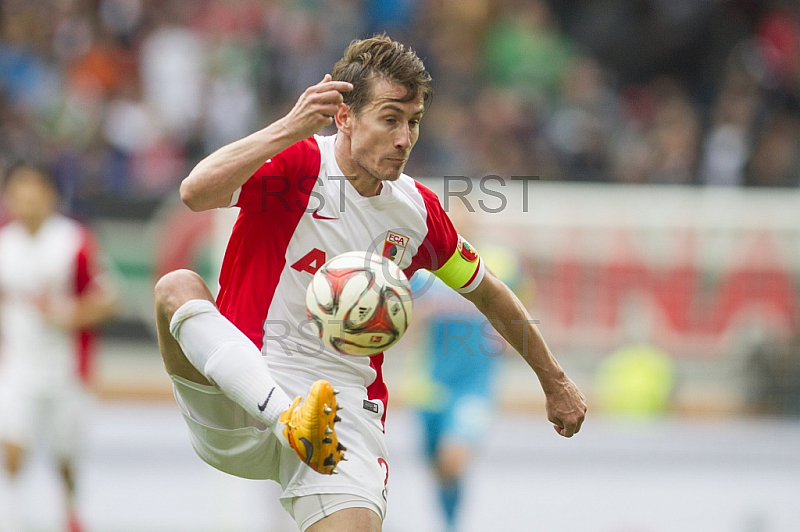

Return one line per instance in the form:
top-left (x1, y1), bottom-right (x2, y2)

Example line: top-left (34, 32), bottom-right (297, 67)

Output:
top-left (280, 74), bottom-right (353, 141)
top-left (544, 375), bottom-right (587, 438)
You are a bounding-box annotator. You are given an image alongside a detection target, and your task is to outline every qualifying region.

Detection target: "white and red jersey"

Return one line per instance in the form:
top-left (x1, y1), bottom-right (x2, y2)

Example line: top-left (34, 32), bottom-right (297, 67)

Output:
top-left (217, 134), bottom-right (484, 417)
top-left (0, 214), bottom-right (102, 388)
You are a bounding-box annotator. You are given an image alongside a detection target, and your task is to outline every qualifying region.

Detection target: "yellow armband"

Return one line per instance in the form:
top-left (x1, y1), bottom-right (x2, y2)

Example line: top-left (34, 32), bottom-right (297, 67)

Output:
top-left (433, 236), bottom-right (484, 293)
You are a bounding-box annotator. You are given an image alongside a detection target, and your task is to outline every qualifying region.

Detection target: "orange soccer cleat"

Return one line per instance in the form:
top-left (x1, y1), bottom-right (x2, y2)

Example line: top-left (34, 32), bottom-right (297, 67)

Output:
top-left (280, 380), bottom-right (347, 475)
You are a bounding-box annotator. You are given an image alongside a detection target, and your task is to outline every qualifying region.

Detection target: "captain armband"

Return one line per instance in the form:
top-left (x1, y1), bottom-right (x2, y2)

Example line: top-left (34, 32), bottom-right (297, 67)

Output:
top-left (432, 236), bottom-right (485, 293)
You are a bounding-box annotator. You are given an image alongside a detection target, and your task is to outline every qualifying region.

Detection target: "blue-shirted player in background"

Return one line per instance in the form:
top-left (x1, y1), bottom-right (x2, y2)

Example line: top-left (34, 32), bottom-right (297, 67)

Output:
top-left (409, 243), bottom-right (527, 532)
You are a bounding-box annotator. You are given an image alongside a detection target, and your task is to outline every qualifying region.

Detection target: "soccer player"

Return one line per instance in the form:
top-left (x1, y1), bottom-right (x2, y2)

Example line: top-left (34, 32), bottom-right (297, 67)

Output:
top-left (0, 163), bottom-right (118, 532)
top-left (154, 34), bottom-right (586, 532)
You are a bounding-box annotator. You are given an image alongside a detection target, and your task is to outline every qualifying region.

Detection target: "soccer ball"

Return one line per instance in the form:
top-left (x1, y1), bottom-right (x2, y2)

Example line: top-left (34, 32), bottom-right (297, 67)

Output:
top-left (305, 251), bottom-right (413, 356)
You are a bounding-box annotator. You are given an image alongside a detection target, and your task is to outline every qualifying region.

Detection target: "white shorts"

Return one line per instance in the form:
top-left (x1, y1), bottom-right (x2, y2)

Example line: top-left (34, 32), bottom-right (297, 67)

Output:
top-left (171, 371), bottom-right (389, 529)
top-left (0, 374), bottom-right (88, 460)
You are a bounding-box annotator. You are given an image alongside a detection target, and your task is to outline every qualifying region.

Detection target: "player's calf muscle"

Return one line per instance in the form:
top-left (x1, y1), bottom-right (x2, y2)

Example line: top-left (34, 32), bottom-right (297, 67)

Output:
top-left (158, 334), bottom-right (210, 385)
top-left (154, 269), bottom-right (214, 385)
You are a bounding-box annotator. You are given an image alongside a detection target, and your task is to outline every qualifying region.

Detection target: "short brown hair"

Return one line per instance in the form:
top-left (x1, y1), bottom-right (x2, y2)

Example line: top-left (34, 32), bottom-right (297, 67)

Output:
top-left (332, 34), bottom-right (433, 115)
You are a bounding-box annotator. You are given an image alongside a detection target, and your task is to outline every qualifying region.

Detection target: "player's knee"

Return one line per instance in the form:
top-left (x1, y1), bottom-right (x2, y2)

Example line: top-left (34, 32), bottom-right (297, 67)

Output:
top-left (154, 270), bottom-right (211, 315)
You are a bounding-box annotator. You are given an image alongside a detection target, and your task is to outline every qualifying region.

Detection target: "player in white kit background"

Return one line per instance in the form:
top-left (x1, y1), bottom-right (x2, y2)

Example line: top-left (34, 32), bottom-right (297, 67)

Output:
top-left (154, 34), bottom-right (586, 532)
top-left (0, 164), bottom-right (118, 532)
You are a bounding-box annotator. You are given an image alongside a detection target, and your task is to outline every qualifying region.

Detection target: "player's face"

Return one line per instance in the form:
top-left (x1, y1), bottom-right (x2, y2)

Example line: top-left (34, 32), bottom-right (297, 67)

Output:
top-left (348, 78), bottom-right (424, 184)
top-left (3, 169), bottom-right (58, 231)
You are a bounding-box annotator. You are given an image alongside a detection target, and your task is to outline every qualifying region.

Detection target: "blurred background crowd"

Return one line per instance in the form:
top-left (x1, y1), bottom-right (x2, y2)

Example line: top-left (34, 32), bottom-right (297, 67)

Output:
top-left (2, 0), bottom-right (800, 214)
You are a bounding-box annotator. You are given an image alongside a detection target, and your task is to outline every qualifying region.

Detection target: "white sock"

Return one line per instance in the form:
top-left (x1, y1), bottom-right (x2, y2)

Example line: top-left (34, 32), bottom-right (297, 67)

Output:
top-left (170, 299), bottom-right (293, 431)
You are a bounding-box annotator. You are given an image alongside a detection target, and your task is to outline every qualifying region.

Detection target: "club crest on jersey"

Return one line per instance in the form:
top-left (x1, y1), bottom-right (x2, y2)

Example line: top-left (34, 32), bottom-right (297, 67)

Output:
top-left (382, 231), bottom-right (409, 265)
top-left (457, 237), bottom-right (479, 262)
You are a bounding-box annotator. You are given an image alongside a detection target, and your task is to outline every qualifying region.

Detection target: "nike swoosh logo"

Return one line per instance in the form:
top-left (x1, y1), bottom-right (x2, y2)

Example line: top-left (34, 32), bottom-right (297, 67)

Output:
top-left (312, 209), bottom-right (338, 221)
top-left (299, 437), bottom-right (314, 464)
top-left (258, 387), bottom-right (276, 412)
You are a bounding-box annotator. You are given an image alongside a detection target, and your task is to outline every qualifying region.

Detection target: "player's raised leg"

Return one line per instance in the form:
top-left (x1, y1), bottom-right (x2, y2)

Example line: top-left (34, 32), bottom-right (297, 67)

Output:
top-left (154, 269), bottom-right (345, 474)
top-left (155, 269), bottom-right (293, 427)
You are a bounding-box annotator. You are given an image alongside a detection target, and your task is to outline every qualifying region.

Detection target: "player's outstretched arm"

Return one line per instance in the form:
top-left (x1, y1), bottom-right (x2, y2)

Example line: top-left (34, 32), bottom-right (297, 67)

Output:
top-left (180, 74), bottom-right (353, 211)
top-left (463, 268), bottom-right (587, 437)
